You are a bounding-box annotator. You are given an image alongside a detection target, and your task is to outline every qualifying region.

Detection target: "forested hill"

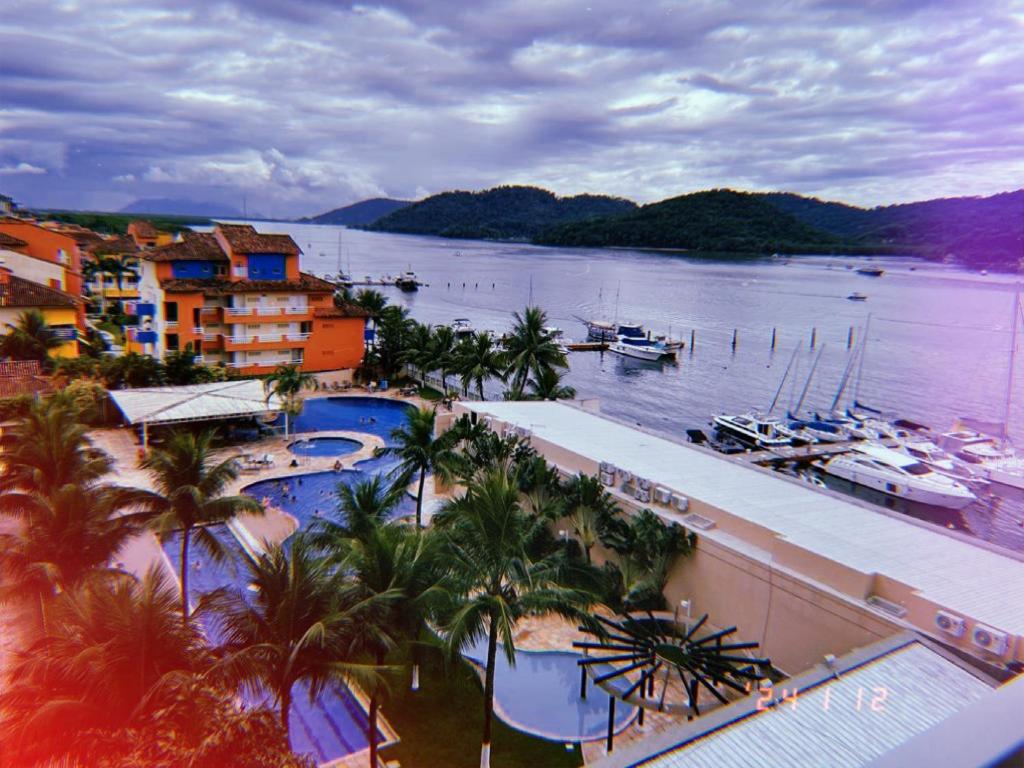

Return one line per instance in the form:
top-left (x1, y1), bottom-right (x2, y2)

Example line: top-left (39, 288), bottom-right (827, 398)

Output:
top-left (363, 185), bottom-right (637, 240)
top-left (299, 197), bottom-right (411, 226)
top-left (762, 190), bottom-right (1024, 269)
top-left (534, 190), bottom-right (842, 254)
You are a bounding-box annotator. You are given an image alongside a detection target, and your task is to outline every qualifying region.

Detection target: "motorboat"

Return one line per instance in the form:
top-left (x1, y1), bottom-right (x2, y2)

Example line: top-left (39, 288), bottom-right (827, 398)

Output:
top-left (897, 437), bottom-right (989, 488)
top-left (544, 326), bottom-right (571, 354)
top-left (452, 318), bottom-right (474, 337)
top-left (396, 270), bottom-right (418, 292)
top-left (608, 323), bottom-right (677, 361)
top-left (856, 266), bottom-right (885, 277)
top-left (786, 417), bottom-right (846, 444)
top-left (713, 413), bottom-right (799, 448)
top-left (816, 444), bottom-right (976, 509)
top-left (847, 292), bottom-right (868, 301)
top-left (939, 430), bottom-right (1024, 490)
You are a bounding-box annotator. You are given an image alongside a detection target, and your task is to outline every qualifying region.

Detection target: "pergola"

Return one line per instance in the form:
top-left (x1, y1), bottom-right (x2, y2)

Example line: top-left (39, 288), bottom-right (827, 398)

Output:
top-left (108, 379), bottom-right (283, 448)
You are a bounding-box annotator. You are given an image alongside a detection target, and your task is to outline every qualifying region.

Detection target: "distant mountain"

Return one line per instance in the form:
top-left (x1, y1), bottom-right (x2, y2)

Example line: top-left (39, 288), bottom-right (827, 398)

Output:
top-left (364, 185), bottom-right (637, 241)
top-left (534, 189), bottom-right (841, 254)
top-left (300, 198), bottom-right (412, 226)
top-left (120, 198), bottom-right (246, 217)
top-left (761, 190), bottom-right (1024, 268)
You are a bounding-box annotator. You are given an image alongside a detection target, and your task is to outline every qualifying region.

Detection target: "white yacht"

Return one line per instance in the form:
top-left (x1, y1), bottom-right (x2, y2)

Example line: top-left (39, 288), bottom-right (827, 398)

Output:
top-left (816, 444), bottom-right (976, 509)
top-left (452, 318), bottom-right (474, 337)
top-left (939, 430), bottom-right (1024, 490)
top-left (713, 413), bottom-right (798, 448)
top-left (608, 337), bottom-right (670, 361)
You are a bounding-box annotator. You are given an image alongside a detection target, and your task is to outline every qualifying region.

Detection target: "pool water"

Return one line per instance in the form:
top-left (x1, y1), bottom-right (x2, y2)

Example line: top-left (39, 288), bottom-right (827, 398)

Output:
top-left (288, 437), bottom-right (363, 457)
top-left (463, 637), bottom-right (636, 742)
top-left (288, 396), bottom-right (414, 442)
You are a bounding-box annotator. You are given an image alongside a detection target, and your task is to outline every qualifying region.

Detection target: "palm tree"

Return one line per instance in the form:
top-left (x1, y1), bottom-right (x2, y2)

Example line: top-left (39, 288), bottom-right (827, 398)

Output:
top-left (209, 534), bottom-right (390, 743)
top-left (383, 407), bottom-right (459, 528)
top-left (313, 474), bottom-right (406, 542)
top-left (0, 397), bottom-right (112, 495)
top-left (430, 325), bottom-right (457, 391)
top-left (341, 525), bottom-right (450, 768)
top-left (0, 309), bottom-right (64, 366)
top-left (400, 321), bottom-right (434, 384)
top-left (141, 429), bottom-right (263, 623)
top-left (0, 568), bottom-right (207, 766)
top-left (456, 331), bottom-right (505, 400)
top-left (527, 365), bottom-right (576, 400)
top-left (263, 363), bottom-right (318, 438)
top-left (354, 288), bottom-right (388, 318)
top-left (569, 504), bottom-right (601, 564)
top-left (436, 468), bottom-right (595, 768)
top-left (502, 306), bottom-right (568, 398)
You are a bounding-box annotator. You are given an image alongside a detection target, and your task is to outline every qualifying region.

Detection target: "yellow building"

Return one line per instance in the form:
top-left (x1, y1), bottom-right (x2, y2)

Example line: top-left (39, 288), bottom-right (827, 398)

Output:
top-left (84, 236), bottom-right (141, 302)
top-left (0, 269), bottom-right (82, 358)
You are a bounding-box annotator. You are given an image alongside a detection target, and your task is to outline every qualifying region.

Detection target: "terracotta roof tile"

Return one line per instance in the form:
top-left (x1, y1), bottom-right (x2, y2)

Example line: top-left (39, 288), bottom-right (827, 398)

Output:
top-left (160, 272), bottom-right (335, 295)
top-left (216, 224), bottom-right (300, 255)
top-left (0, 274), bottom-right (82, 308)
top-left (0, 232), bottom-right (27, 249)
top-left (314, 305), bottom-right (371, 319)
top-left (127, 220), bottom-right (159, 238)
top-left (142, 232), bottom-right (227, 263)
top-left (86, 236), bottom-right (139, 256)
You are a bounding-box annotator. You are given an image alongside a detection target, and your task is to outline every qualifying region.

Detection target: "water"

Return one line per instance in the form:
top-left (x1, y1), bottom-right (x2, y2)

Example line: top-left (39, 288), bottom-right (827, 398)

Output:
top-left (289, 396), bottom-right (414, 439)
top-left (223, 221), bottom-right (1024, 551)
top-left (288, 437), bottom-right (363, 457)
top-left (463, 637), bottom-right (636, 742)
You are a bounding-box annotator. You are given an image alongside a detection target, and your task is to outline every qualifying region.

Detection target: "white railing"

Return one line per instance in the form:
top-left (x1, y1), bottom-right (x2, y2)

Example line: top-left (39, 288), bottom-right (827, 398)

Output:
top-left (192, 326), bottom-right (203, 334)
top-left (256, 307), bottom-right (283, 316)
top-left (200, 306), bottom-right (220, 316)
top-left (226, 307), bottom-right (253, 316)
top-left (258, 333), bottom-right (283, 342)
top-left (286, 332), bottom-right (311, 342)
top-left (285, 306), bottom-right (309, 314)
top-left (225, 334), bottom-right (284, 344)
top-left (226, 359), bottom-right (291, 369)
top-left (166, 320), bottom-right (178, 328)
top-left (203, 333), bottom-right (219, 342)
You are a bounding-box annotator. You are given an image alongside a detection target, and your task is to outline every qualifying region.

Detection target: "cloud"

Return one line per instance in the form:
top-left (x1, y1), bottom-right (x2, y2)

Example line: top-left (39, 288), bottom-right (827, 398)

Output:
top-left (0, 162), bottom-right (46, 176)
top-left (1, 0), bottom-right (1023, 214)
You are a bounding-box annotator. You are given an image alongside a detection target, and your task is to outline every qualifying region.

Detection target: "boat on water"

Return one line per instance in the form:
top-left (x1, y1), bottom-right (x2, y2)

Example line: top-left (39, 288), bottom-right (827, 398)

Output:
top-left (579, 317), bottom-right (617, 341)
top-left (847, 292), bottom-right (868, 301)
top-left (816, 444), bottom-right (976, 509)
top-left (608, 323), bottom-right (677, 361)
top-left (713, 413), bottom-right (800, 448)
top-left (897, 436), bottom-right (988, 488)
top-left (856, 266), bottom-right (885, 277)
top-left (786, 417), bottom-right (847, 444)
top-left (452, 318), bottom-right (474, 337)
top-left (396, 270), bottom-right (418, 292)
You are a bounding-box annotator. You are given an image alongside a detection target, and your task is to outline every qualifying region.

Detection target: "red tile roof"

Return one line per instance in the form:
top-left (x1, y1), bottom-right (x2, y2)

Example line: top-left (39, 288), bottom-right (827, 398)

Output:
top-left (216, 224), bottom-right (300, 255)
top-left (160, 272), bottom-right (335, 295)
top-left (0, 232), bottom-right (27, 249)
top-left (127, 220), bottom-right (159, 238)
top-left (314, 305), bottom-right (371, 319)
top-left (142, 232), bottom-right (227, 263)
top-left (0, 274), bottom-right (82, 308)
top-left (86, 235), bottom-right (139, 257)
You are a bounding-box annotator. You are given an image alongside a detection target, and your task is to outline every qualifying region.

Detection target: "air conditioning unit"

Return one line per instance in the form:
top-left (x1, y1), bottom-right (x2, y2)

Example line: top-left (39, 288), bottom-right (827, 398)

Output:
top-left (636, 487), bottom-right (651, 504)
top-left (654, 487), bottom-right (672, 505)
top-left (599, 471), bottom-right (615, 487)
top-left (637, 477), bottom-right (651, 491)
top-left (934, 611), bottom-right (966, 638)
top-left (971, 624), bottom-right (1009, 655)
top-left (599, 461), bottom-right (614, 474)
top-left (671, 494), bottom-right (689, 512)
top-left (618, 469), bottom-right (634, 484)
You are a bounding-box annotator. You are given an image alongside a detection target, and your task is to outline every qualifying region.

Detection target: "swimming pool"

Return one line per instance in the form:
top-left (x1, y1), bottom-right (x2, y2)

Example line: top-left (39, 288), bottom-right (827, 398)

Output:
top-left (288, 437), bottom-right (363, 457)
top-left (463, 637), bottom-right (636, 742)
top-left (288, 396), bottom-right (414, 442)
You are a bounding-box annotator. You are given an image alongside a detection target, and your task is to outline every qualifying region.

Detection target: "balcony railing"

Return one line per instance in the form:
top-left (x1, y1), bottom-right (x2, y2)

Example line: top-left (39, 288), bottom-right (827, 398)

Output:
top-left (226, 307), bottom-right (253, 316)
top-left (192, 326), bottom-right (204, 335)
top-left (285, 306), bottom-right (309, 314)
top-left (165, 320), bottom-right (178, 328)
top-left (226, 359), bottom-right (292, 369)
top-left (203, 333), bottom-right (220, 342)
top-left (286, 332), bottom-right (311, 342)
top-left (200, 307), bottom-right (220, 316)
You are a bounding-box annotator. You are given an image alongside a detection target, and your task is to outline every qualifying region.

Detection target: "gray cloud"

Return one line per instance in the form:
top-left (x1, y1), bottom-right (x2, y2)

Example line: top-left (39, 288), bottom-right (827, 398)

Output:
top-left (1, 0), bottom-right (1022, 215)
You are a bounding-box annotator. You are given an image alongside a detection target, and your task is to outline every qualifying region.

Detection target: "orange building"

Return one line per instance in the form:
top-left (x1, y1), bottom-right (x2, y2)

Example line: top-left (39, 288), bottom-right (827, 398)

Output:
top-left (133, 224), bottom-right (368, 375)
top-left (127, 220), bottom-right (174, 249)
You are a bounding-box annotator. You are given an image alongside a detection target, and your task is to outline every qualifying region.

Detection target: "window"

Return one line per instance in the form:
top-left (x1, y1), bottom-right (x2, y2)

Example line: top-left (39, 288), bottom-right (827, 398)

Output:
top-left (166, 333), bottom-right (179, 351)
top-left (215, 264), bottom-right (226, 277)
top-left (164, 302), bottom-right (178, 322)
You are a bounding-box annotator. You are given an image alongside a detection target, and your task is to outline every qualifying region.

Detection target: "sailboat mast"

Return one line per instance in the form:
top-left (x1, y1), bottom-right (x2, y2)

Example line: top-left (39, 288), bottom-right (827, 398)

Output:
top-left (767, 346), bottom-right (800, 414)
top-left (1002, 287), bottom-right (1021, 443)
top-left (793, 345), bottom-right (826, 416)
top-left (852, 313), bottom-right (872, 408)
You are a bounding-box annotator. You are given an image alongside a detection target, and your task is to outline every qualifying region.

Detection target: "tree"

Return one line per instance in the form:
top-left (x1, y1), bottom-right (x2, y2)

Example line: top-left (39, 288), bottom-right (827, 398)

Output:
top-left (501, 306), bottom-right (567, 398)
top-left (400, 321), bottom-right (434, 384)
top-left (527, 365), bottom-right (576, 400)
top-left (0, 309), bottom-right (64, 366)
top-left (263, 363), bottom-right (318, 437)
top-left (313, 474), bottom-right (406, 542)
top-left (164, 342), bottom-right (218, 385)
top-left (100, 351), bottom-right (165, 388)
top-left (209, 534), bottom-right (390, 744)
top-left (430, 325), bottom-right (457, 391)
top-left (0, 397), bottom-right (112, 495)
top-left (436, 468), bottom-right (595, 768)
top-left (383, 407), bottom-right (458, 528)
top-left (456, 331), bottom-right (505, 400)
top-left (141, 429), bottom-right (263, 623)
top-left (354, 288), bottom-right (388, 318)
top-left (372, 305), bottom-right (412, 380)
top-left (0, 568), bottom-right (208, 767)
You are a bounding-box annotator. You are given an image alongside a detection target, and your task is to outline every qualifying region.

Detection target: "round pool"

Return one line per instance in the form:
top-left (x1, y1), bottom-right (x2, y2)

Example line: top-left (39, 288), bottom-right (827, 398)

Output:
top-left (287, 437), bottom-right (362, 457)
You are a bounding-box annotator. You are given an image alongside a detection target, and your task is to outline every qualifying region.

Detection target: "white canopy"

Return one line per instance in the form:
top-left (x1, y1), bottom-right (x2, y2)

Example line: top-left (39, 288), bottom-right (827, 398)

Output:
top-left (109, 379), bottom-right (282, 427)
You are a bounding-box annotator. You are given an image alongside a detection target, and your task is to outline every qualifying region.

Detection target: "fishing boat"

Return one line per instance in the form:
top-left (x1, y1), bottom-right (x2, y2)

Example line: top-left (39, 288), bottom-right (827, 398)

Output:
top-left (847, 292), bottom-right (868, 301)
top-left (396, 270), bottom-right (418, 292)
top-left (712, 413), bottom-right (799, 448)
top-left (856, 266), bottom-right (885, 277)
top-left (578, 317), bottom-right (617, 341)
top-left (816, 444), bottom-right (977, 509)
top-left (451, 318), bottom-right (474, 337)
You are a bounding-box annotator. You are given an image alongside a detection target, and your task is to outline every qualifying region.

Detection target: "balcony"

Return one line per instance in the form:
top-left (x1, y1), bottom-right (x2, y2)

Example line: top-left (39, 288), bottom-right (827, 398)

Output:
top-left (222, 305), bottom-right (312, 321)
top-left (286, 332), bottom-right (311, 342)
top-left (166, 320), bottom-right (179, 329)
top-left (221, 333), bottom-right (309, 351)
top-left (192, 326), bottom-right (204, 335)
top-left (226, 359), bottom-right (292, 369)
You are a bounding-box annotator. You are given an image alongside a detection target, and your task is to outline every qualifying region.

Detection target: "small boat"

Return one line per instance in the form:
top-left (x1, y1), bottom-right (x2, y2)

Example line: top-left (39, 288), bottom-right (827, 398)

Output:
top-left (396, 270), bottom-right (418, 292)
top-left (816, 443), bottom-right (976, 509)
top-left (579, 317), bottom-right (617, 341)
top-left (847, 292), bottom-right (868, 301)
top-left (609, 323), bottom-right (677, 361)
top-left (786, 417), bottom-right (846, 444)
top-left (856, 266), bottom-right (885, 277)
top-left (452, 318), bottom-right (474, 337)
top-left (713, 413), bottom-right (799, 448)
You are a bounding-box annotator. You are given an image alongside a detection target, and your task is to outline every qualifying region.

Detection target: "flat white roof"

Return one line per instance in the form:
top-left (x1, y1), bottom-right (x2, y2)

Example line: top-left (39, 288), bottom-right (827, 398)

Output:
top-left (620, 640), bottom-right (993, 768)
top-left (109, 379), bottom-right (282, 426)
top-left (463, 401), bottom-right (1024, 636)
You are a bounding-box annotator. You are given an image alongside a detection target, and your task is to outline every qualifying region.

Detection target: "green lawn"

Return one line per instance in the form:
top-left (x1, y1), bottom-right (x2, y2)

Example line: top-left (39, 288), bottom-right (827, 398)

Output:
top-left (379, 646), bottom-right (583, 768)
top-left (417, 385), bottom-right (443, 401)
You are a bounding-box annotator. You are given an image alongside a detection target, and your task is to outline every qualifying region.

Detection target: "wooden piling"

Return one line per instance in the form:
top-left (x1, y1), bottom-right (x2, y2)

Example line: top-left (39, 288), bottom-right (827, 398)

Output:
top-left (847, 326), bottom-right (854, 349)
top-left (771, 327), bottom-right (777, 349)
top-left (810, 327), bottom-right (817, 349)
top-left (731, 329), bottom-right (738, 350)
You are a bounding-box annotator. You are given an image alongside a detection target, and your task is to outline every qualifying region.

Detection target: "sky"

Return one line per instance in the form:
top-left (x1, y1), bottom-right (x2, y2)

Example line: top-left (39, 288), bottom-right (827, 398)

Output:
top-left (2, 0), bottom-right (1023, 217)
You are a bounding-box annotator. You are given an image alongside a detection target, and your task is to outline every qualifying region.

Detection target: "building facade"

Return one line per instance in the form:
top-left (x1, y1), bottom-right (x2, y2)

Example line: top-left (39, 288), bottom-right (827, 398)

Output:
top-left (133, 224), bottom-right (367, 375)
top-left (0, 268), bottom-right (81, 358)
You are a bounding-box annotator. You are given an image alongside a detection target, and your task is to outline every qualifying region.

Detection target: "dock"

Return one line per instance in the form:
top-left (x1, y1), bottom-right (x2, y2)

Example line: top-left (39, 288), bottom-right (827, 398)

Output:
top-left (735, 438), bottom-right (901, 465)
top-left (566, 341), bottom-right (608, 351)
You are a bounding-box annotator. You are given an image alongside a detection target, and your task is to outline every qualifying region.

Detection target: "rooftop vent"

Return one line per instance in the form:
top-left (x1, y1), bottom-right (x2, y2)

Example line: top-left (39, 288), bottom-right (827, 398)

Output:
top-left (866, 595), bottom-right (909, 619)
top-left (681, 512), bottom-right (715, 531)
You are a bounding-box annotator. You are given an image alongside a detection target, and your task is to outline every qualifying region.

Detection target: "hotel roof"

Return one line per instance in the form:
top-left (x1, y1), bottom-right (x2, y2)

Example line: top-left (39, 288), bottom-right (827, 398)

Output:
top-left (217, 224), bottom-right (300, 255)
top-left (462, 401), bottom-right (1024, 636)
top-left (0, 274), bottom-right (81, 308)
top-left (592, 634), bottom-right (997, 768)
top-left (142, 232), bottom-right (226, 262)
top-left (108, 379), bottom-right (282, 426)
